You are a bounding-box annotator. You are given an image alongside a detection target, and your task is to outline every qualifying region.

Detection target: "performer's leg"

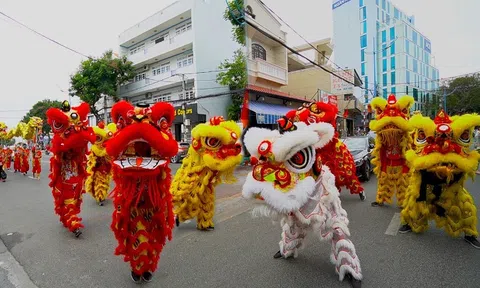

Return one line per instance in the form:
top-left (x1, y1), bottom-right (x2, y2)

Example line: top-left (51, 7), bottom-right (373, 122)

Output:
top-left (275, 215), bottom-right (306, 259)
top-left (399, 175), bottom-right (430, 233)
top-left (63, 197), bottom-right (84, 236)
top-left (372, 170), bottom-right (393, 206)
top-left (93, 172), bottom-right (109, 205)
top-left (196, 186), bottom-right (215, 230)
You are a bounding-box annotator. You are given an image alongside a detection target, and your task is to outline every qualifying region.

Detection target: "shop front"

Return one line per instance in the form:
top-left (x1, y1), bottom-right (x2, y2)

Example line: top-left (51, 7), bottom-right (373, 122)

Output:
top-left (172, 103), bottom-right (206, 142)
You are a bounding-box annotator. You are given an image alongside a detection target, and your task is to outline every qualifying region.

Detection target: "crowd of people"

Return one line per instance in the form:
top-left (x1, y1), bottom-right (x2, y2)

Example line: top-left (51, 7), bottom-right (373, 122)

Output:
top-left (0, 142), bottom-right (43, 182)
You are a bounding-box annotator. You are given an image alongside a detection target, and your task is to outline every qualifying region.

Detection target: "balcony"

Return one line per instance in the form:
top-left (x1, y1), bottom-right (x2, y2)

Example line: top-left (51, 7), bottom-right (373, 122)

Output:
top-left (119, 64), bottom-right (195, 97)
top-left (248, 58), bottom-right (287, 85)
top-left (128, 30), bottom-right (193, 67)
top-left (339, 98), bottom-right (364, 112)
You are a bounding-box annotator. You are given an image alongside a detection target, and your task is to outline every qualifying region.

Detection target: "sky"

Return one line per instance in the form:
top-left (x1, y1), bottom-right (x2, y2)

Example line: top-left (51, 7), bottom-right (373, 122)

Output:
top-left (1, 0), bottom-right (479, 128)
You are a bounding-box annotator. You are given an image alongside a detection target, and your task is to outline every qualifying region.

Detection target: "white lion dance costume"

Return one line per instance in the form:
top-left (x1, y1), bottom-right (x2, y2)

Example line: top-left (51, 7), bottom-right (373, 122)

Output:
top-left (242, 121), bottom-right (362, 287)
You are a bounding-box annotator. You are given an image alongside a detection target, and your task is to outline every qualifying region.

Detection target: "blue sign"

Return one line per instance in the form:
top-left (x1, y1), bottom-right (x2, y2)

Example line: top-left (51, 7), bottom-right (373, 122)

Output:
top-left (425, 39), bottom-right (431, 53)
top-left (332, 0), bottom-right (352, 9)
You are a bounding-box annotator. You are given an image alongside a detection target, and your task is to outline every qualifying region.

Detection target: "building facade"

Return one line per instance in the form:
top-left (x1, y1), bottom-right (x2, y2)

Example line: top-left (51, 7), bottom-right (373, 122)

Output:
top-left (332, 0), bottom-right (439, 112)
top-left (117, 0), bottom-right (239, 141)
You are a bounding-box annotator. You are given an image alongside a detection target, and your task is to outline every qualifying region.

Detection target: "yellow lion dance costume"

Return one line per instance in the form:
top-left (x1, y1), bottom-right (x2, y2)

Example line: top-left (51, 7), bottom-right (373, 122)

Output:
top-left (369, 94), bottom-right (414, 208)
top-left (399, 110), bottom-right (480, 249)
top-left (171, 116), bottom-right (243, 230)
top-left (85, 122), bottom-right (116, 206)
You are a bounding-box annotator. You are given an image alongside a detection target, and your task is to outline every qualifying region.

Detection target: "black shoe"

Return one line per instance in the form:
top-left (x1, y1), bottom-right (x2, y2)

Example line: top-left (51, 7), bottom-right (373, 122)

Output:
top-left (98, 201), bottom-right (104, 206)
top-left (371, 201), bottom-right (384, 207)
top-left (345, 273), bottom-right (362, 288)
top-left (142, 271), bottom-right (153, 282)
top-left (464, 235), bottom-right (480, 249)
top-left (130, 271), bottom-right (142, 284)
top-left (206, 226), bottom-right (214, 231)
top-left (398, 224), bottom-right (412, 234)
top-left (359, 193), bottom-right (366, 201)
top-left (73, 229), bottom-right (82, 238)
top-left (273, 251), bottom-right (282, 259)
top-left (175, 216), bottom-right (180, 227)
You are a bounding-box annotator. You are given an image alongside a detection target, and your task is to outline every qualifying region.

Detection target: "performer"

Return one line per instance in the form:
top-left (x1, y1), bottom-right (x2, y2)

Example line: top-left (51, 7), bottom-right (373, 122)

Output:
top-left (31, 144), bottom-right (42, 179)
top-left (20, 143), bottom-right (30, 176)
top-left (279, 101), bottom-right (366, 200)
top-left (242, 121), bottom-right (362, 287)
top-left (13, 144), bottom-right (21, 173)
top-left (399, 110), bottom-right (480, 249)
top-left (369, 95), bottom-right (414, 208)
top-left (4, 146), bottom-right (12, 170)
top-left (171, 116), bottom-right (242, 230)
top-left (85, 121), bottom-right (116, 206)
top-left (0, 148), bottom-right (6, 182)
top-left (46, 101), bottom-right (95, 237)
top-left (106, 101), bottom-right (178, 283)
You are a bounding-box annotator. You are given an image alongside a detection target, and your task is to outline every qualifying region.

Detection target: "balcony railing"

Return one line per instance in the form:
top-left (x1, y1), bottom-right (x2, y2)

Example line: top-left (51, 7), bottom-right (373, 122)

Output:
top-left (248, 58), bottom-right (287, 85)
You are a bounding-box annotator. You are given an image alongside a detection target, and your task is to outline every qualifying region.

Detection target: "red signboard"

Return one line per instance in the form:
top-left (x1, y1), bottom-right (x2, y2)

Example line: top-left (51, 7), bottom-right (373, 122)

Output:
top-left (327, 95), bottom-right (338, 107)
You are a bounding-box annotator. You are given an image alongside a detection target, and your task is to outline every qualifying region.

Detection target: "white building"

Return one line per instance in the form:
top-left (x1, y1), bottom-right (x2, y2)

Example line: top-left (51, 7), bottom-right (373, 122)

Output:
top-left (333, 0), bottom-right (439, 113)
top-left (117, 0), bottom-right (239, 141)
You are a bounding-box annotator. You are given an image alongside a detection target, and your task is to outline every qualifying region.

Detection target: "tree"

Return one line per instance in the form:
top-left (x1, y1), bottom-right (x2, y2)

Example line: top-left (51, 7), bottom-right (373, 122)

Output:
top-left (216, 49), bottom-right (247, 121)
top-left (445, 75), bottom-right (480, 115)
top-left (224, 0), bottom-right (245, 45)
top-left (22, 99), bottom-right (62, 134)
top-left (69, 50), bottom-right (135, 120)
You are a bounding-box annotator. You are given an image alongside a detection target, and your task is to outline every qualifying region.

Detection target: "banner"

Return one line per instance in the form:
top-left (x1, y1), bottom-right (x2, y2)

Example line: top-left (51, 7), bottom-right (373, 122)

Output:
top-left (331, 69), bottom-right (354, 95)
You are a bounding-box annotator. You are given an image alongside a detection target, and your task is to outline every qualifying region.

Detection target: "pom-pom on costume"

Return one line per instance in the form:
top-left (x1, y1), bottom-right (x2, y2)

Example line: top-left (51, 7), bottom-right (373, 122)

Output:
top-left (369, 95), bottom-right (414, 207)
top-left (32, 145), bottom-right (42, 179)
top-left (279, 101), bottom-right (365, 200)
top-left (85, 122), bottom-right (116, 206)
top-left (46, 101), bottom-right (95, 238)
top-left (399, 110), bottom-right (480, 249)
top-left (242, 121), bottom-right (362, 287)
top-left (106, 101), bottom-right (178, 283)
top-left (171, 116), bottom-right (243, 231)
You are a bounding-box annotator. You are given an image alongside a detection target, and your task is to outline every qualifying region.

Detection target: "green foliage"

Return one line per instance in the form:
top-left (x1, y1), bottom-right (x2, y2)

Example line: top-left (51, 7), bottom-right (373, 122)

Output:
top-left (0, 138), bottom-right (15, 146)
top-left (69, 50), bottom-right (135, 120)
top-left (224, 0), bottom-right (245, 45)
top-left (445, 75), bottom-right (480, 115)
top-left (21, 99), bottom-right (62, 134)
top-left (216, 49), bottom-right (247, 121)
top-left (422, 94), bottom-right (441, 118)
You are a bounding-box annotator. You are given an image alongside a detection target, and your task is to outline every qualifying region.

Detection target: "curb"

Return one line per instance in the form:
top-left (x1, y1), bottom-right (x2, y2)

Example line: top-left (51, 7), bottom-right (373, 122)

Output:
top-left (0, 238), bottom-right (38, 288)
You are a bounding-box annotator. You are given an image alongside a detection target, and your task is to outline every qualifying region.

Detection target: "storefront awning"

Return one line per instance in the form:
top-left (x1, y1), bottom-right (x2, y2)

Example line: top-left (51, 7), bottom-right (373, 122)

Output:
top-left (249, 101), bottom-right (292, 125)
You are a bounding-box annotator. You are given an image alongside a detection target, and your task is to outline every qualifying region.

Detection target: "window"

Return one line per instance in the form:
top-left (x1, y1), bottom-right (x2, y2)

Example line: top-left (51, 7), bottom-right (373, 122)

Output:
top-left (177, 53), bottom-right (194, 68)
top-left (390, 43), bottom-right (395, 54)
top-left (406, 55), bottom-right (409, 69)
top-left (365, 76), bottom-right (369, 89)
top-left (360, 0), bottom-right (364, 7)
top-left (382, 30), bottom-right (387, 43)
top-left (376, 0), bottom-right (379, 5)
top-left (153, 93), bottom-right (172, 103)
top-left (382, 44), bottom-right (387, 57)
top-left (252, 43), bottom-right (266, 60)
top-left (134, 73), bottom-right (146, 82)
top-left (412, 31), bottom-right (417, 44)
top-left (382, 0), bottom-right (386, 9)
top-left (391, 71), bottom-right (396, 85)
top-left (413, 88), bottom-right (418, 100)
top-left (361, 21), bottom-right (367, 34)
top-left (383, 73), bottom-right (387, 86)
top-left (360, 35), bottom-right (367, 48)
top-left (175, 22), bottom-right (192, 35)
top-left (394, 7), bottom-right (399, 19)
top-left (152, 62), bottom-right (170, 76)
top-left (361, 7), bottom-right (367, 20)
top-left (383, 88), bottom-right (388, 97)
top-left (361, 49), bottom-right (365, 62)
top-left (390, 56), bottom-right (395, 69)
top-left (382, 59), bottom-right (387, 72)
top-left (179, 89), bottom-right (195, 100)
top-left (390, 27), bottom-right (395, 40)
top-left (153, 34), bottom-right (168, 44)
top-left (405, 39), bottom-right (410, 54)
top-left (391, 86), bottom-right (396, 95)
top-left (361, 63), bottom-right (366, 75)
top-left (406, 86), bottom-right (409, 95)
top-left (406, 70), bottom-right (410, 84)
top-left (377, 7), bottom-right (379, 20)
top-left (130, 44), bottom-right (144, 55)
top-left (413, 59), bottom-right (418, 72)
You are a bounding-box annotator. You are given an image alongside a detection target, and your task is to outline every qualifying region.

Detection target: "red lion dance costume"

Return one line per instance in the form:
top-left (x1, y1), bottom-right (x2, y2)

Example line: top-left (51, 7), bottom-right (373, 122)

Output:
top-left (20, 144), bottom-right (30, 175)
top-left (279, 101), bottom-right (365, 200)
top-left (32, 145), bottom-right (42, 179)
top-left (4, 147), bottom-right (12, 170)
top-left (106, 101), bottom-right (178, 283)
top-left (46, 101), bottom-right (95, 237)
top-left (13, 145), bottom-right (21, 172)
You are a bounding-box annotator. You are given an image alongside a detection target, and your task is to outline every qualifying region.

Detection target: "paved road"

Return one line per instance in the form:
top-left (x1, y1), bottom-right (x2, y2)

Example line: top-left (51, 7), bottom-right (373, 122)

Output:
top-left (0, 160), bottom-right (479, 288)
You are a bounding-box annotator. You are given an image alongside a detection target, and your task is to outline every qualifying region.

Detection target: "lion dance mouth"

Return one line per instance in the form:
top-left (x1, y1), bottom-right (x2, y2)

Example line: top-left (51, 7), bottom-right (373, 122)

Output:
top-left (106, 101), bottom-right (178, 276)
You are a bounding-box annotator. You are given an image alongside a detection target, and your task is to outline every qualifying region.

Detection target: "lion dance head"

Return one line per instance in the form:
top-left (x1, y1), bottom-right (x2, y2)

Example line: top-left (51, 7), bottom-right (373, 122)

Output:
top-left (242, 121), bottom-right (335, 213)
top-left (91, 121), bottom-right (117, 157)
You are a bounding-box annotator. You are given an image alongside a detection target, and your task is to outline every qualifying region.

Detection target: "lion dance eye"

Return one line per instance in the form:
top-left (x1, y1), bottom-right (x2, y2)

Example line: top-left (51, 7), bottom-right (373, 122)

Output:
top-left (416, 130), bottom-right (427, 144)
top-left (286, 146), bottom-right (314, 173)
top-left (205, 137), bottom-right (221, 148)
top-left (96, 135), bottom-right (103, 143)
top-left (52, 121), bottom-right (64, 132)
top-left (459, 130), bottom-right (471, 143)
top-left (258, 140), bottom-right (272, 156)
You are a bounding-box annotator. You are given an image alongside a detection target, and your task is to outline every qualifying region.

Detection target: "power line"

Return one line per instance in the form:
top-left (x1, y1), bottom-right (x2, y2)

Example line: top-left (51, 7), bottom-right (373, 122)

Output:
top-left (0, 11), bottom-right (92, 59)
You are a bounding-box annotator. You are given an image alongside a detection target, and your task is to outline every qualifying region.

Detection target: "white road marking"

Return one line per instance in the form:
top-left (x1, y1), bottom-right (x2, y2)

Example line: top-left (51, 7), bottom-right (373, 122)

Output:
top-left (385, 212), bottom-right (401, 236)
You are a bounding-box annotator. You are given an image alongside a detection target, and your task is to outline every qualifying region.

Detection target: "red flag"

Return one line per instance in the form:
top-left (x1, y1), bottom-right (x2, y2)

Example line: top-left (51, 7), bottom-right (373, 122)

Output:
top-left (241, 90), bottom-right (249, 128)
top-left (343, 110), bottom-right (349, 118)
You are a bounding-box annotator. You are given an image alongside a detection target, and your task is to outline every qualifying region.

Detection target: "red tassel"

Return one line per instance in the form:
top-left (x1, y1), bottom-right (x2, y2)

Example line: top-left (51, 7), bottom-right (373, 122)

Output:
top-left (241, 90), bottom-right (249, 128)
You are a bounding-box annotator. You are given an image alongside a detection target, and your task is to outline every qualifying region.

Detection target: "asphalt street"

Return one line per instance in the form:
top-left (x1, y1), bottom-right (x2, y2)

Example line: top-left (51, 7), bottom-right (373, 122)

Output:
top-left (0, 158), bottom-right (479, 288)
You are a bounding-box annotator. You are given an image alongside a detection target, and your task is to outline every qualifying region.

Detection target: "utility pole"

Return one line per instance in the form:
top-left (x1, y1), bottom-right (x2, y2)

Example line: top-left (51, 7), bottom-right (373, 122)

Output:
top-left (103, 95), bottom-right (108, 122)
top-left (372, 36), bottom-right (377, 99)
top-left (180, 74), bottom-right (189, 142)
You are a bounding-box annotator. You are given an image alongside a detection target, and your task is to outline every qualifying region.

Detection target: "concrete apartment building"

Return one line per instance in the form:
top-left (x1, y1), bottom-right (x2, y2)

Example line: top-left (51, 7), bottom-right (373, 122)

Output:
top-left (117, 0), bottom-right (239, 141)
top-left (280, 38), bottom-right (365, 134)
top-left (244, 0), bottom-right (309, 129)
top-left (333, 0), bottom-right (439, 113)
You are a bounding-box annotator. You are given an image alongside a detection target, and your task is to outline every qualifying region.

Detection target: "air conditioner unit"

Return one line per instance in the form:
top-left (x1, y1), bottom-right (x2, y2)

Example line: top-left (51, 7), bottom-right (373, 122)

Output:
top-left (146, 92), bottom-right (153, 99)
top-left (143, 65), bottom-right (149, 71)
